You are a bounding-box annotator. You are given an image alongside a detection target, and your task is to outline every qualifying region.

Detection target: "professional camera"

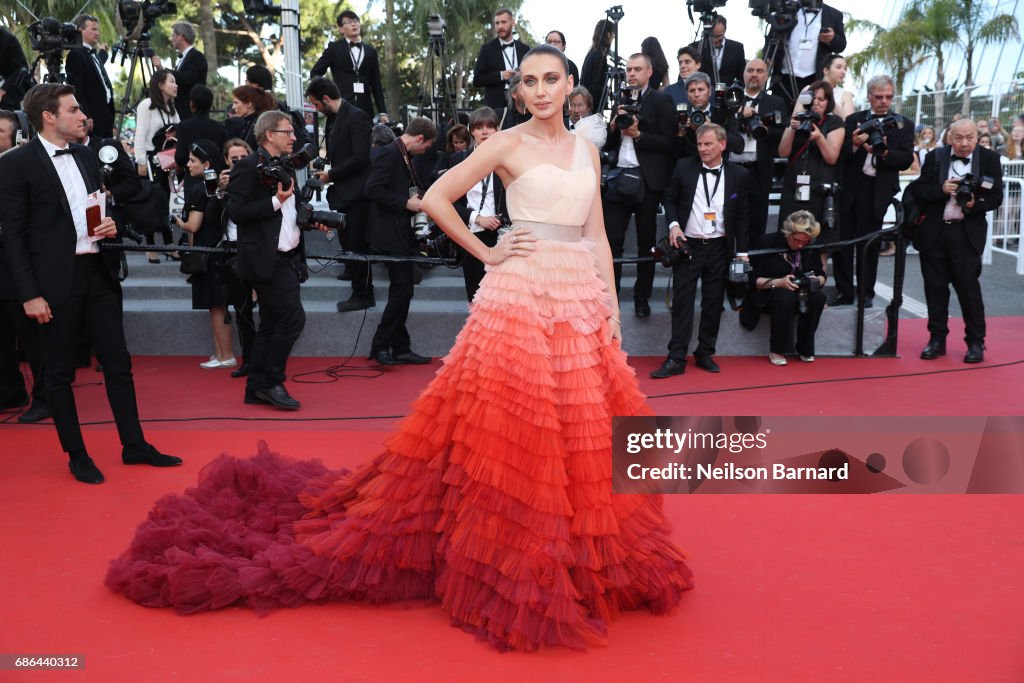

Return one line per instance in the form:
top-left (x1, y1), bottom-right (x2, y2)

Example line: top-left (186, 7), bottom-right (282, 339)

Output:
top-left (651, 235), bottom-right (692, 268)
top-left (28, 17), bottom-right (82, 53)
top-left (614, 87), bottom-right (642, 130)
top-left (689, 0), bottom-right (728, 14)
top-left (202, 168), bottom-right (221, 197)
top-left (118, 0), bottom-right (177, 30)
top-left (858, 113), bottom-right (905, 156)
top-left (606, 5), bottom-right (625, 21)
top-left (295, 178), bottom-right (345, 231)
top-left (728, 258), bottom-right (751, 284)
top-left (427, 14), bottom-right (446, 37)
top-left (676, 104), bottom-right (707, 130)
top-left (749, 0), bottom-right (818, 32)
top-left (256, 142), bottom-right (318, 192)
top-left (814, 182), bottom-right (839, 229)
top-left (310, 156), bottom-right (326, 172)
top-left (793, 110), bottom-right (821, 135)
top-left (740, 110), bottom-right (783, 140)
top-left (791, 272), bottom-right (821, 314)
top-left (715, 81), bottom-right (745, 114)
top-left (954, 173), bottom-right (995, 208)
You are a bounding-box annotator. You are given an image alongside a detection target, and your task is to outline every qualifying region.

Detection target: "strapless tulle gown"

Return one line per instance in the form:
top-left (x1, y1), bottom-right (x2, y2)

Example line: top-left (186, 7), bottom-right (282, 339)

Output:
top-left (106, 130), bottom-right (694, 651)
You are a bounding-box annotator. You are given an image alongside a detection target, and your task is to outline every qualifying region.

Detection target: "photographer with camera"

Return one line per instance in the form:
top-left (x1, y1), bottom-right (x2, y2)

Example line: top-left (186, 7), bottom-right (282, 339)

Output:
top-left (831, 74), bottom-right (913, 307)
top-left (304, 77), bottom-right (374, 313)
top-left (908, 119), bottom-right (1003, 364)
top-left (151, 22), bottom-right (207, 121)
top-left (227, 111), bottom-right (314, 410)
top-left (676, 71), bottom-right (744, 159)
top-left (691, 14), bottom-right (746, 90)
top-left (740, 210), bottom-right (826, 365)
top-left (734, 58), bottom-right (785, 238)
top-left (774, 0), bottom-right (846, 110)
top-left (65, 15), bottom-right (115, 139)
top-left (651, 123), bottom-right (750, 379)
top-left (365, 117), bottom-right (437, 366)
top-left (602, 53), bottom-right (676, 317)
top-left (777, 80), bottom-right (844, 245)
top-left (473, 8), bottom-right (530, 111)
top-left (0, 27), bottom-right (29, 110)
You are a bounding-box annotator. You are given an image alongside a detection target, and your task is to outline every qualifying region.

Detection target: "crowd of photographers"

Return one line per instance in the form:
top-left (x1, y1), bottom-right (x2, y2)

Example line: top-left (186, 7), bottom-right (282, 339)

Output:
top-left (0, 1), bottom-right (1013, 424)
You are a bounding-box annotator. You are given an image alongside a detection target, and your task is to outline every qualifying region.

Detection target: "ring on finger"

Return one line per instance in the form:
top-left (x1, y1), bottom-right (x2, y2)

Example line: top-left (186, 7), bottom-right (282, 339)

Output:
top-left (511, 236), bottom-right (518, 244)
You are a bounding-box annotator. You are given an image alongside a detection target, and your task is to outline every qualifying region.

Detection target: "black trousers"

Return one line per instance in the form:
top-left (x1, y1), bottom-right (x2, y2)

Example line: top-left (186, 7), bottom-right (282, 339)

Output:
top-left (603, 188), bottom-right (662, 299)
top-left (834, 177), bottom-right (885, 300)
top-left (338, 199), bottom-right (373, 299)
top-left (758, 289), bottom-right (826, 356)
top-left (738, 162), bottom-right (771, 240)
top-left (919, 223), bottom-right (986, 345)
top-left (460, 229), bottom-right (499, 301)
top-left (247, 255), bottom-right (305, 391)
top-left (221, 244), bottom-right (255, 364)
top-left (668, 237), bottom-right (729, 361)
top-left (0, 300), bottom-right (45, 408)
top-left (39, 254), bottom-right (144, 454)
top-left (371, 261), bottom-right (415, 355)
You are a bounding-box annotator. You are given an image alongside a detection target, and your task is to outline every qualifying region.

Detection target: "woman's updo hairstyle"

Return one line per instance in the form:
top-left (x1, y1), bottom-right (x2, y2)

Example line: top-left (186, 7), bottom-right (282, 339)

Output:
top-left (519, 44), bottom-right (569, 77)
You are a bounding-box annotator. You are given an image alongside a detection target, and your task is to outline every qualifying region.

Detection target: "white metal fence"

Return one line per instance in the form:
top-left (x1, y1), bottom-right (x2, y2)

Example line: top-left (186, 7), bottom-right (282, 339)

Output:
top-left (893, 80), bottom-right (1024, 136)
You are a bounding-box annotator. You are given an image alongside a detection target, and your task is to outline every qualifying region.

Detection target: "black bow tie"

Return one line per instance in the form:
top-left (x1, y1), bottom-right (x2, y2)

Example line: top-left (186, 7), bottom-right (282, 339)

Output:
top-left (951, 154), bottom-right (970, 163)
top-left (349, 42), bottom-right (362, 49)
top-left (701, 166), bottom-right (722, 177)
top-left (501, 43), bottom-right (514, 50)
top-left (53, 147), bottom-right (76, 157)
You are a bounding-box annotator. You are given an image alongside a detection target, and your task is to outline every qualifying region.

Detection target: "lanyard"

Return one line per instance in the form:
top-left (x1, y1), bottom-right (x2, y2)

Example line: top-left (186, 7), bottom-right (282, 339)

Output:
top-left (350, 43), bottom-right (364, 73)
top-left (702, 168), bottom-right (722, 208)
top-left (786, 250), bottom-right (802, 274)
top-left (801, 10), bottom-right (821, 41)
top-left (478, 173), bottom-right (492, 212)
top-left (501, 43), bottom-right (517, 71)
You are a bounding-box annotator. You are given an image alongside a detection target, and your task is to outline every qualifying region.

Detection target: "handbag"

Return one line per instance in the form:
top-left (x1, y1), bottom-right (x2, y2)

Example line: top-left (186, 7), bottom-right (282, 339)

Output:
top-left (179, 249), bottom-right (209, 275)
top-left (604, 166), bottom-right (645, 205)
top-left (155, 147), bottom-right (177, 171)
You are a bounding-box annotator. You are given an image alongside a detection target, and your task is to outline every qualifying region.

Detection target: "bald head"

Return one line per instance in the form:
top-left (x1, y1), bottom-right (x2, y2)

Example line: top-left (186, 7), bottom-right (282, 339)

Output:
top-left (948, 118), bottom-right (979, 158)
top-left (744, 59), bottom-right (768, 93)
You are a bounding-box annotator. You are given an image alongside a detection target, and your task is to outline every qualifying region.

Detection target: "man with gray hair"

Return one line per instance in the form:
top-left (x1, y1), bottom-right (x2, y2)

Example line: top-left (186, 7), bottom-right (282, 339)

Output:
top-left (153, 22), bottom-right (207, 120)
top-left (832, 74), bottom-right (914, 307)
top-left (677, 70), bottom-right (743, 159)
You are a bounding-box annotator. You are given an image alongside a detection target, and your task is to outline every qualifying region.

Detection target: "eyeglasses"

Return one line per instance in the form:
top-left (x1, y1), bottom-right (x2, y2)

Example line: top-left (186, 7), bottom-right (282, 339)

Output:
top-left (545, 39), bottom-right (563, 46)
top-left (270, 129), bottom-right (296, 137)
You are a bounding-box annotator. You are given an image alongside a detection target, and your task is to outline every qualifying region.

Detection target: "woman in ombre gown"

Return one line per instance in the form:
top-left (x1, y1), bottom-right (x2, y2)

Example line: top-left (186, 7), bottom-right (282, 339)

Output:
top-left (106, 45), bottom-right (693, 652)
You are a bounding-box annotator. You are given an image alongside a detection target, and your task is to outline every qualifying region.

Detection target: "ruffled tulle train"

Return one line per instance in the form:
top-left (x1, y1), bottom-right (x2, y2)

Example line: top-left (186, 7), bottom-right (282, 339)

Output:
top-left (106, 238), bottom-right (694, 651)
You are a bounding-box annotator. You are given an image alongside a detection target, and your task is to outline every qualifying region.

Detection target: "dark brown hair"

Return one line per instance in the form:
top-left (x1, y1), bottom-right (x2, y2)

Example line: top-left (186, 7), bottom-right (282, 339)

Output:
top-left (22, 83), bottom-right (76, 131)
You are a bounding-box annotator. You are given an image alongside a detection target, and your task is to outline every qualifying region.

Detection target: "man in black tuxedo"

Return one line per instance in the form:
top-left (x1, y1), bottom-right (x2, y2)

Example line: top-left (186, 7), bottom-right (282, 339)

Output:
top-left (602, 53), bottom-right (677, 318)
top-left (652, 123), bottom-right (750, 379)
top-left (909, 119), bottom-right (1003, 364)
top-left (305, 77), bottom-right (375, 313)
top-left (544, 30), bottom-right (579, 88)
top-left (0, 84), bottom-right (181, 483)
top-left (0, 27), bottom-right (29, 110)
top-left (473, 9), bottom-right (530, 110)
top-left (692, 15), bottom-right (746, 89)
top-left (310, 10), bottom-right (389, 122)
top-left (832, 74), bottom-right (914, 307)
top-left (227, 111), bottom-right (315, 410)
top-left (733, 59), bottom-right (785, 238)
top-left (154, 22), bottom-right (207, 121)
top-left (676, 72), bottom-right (744, 159)
top-left (65, 15), bottom-right (115, 139)
top-left (173, 85), bottom-right (226, 192)
top-left (365, 117), bottom-right (437, 366)
top-left (772, 0), bottom-right (845, 108)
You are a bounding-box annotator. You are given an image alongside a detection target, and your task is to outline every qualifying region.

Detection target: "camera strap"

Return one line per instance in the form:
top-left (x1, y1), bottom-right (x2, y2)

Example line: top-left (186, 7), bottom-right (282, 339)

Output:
top-left (395, 138), bottom-right (423, 194)
top-left (478, 173), bottom-right (492, 213)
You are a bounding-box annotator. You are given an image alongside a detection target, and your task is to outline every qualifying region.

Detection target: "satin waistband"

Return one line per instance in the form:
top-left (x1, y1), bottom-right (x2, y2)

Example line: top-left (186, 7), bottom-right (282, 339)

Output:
top-left (511, 221), bottom-right (584, 243)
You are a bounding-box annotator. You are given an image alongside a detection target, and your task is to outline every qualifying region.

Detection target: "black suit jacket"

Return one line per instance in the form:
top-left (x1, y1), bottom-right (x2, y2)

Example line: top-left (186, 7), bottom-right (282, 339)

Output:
top-left (366, 143), bottom-right (417, 256)
top-left (840, 109), bottom-right (915, 223)
top-left (772, 4), bottom-right (846, 79)
top-left (473, 38), bottom-right (530, 109)
top-left (603, 87), bottom-right (678, 193)
top-left (0, 28), bottom-right (28, 109)
top-left (324, 100), bottom-right (372, 209)
top-left (449, 149), bottom-right (507, 226)
top-left (0, 138), bottom-right (120, 305)
top-left (663, 157), bottom-right (751, 256)
top-left (173, 113), bottom-right (227, 170)
top-left (909, 146), bottom-right (1003, 255)
top-left (745, 92), bottom-right (786, 194)
top-left (65, 47), bottom-right (115, 137)
top-left (311, 40), bottom-right (387, 118)
top-left (580, 50), bottom-right (608, 108)
top-left (226, 149), bottom-right (303, 282)
top-left (173, 48), bottom-right (208, 120)
top-left (694, 38), bottom-right (746, 88)
top-left (676, 105), bottom-right (746, 159)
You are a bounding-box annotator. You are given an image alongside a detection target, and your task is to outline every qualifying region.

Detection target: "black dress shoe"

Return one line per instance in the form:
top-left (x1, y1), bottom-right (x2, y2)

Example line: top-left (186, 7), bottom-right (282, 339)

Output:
top-left (920, 338), bottom-right (946, 360)
top-left (337, 295), bottom-right (375, 312)
top-left (336, 269), bottom-right (354, 281)
top-left (694, 354), bottom-right (721, 373)
top-left (860, 297), bottom-right (874, 309)
top-left (827, 294), bottom-right (855, 307)
top-left (18, 403), bottom-right (51, 423)
top-left (634, 297), bottom-right (651, 318)
top-left (231, 362), bottom-right (251, 378)
top-left (964, 344), bottom-right (985, 364)
top-left (122, 443), bottom-right (183, 467)
top-left (650, 358), bottom-right (686, 379)
top-left (69, 456), bottom-right (105, 484)
top-left (372, 349), bottom-right (401, 366)
top-left (392, 351), bottom-right (431, 365)
top-left (244, 385), bottom-right (300, 411)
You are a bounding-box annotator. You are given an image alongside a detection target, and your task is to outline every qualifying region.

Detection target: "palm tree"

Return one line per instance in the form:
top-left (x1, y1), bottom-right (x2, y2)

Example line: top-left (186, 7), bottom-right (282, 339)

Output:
top-left (902, 0), bottom-right (959, 129)
top-left (847, 17), bottom-right (927, 99)
top-left (948, 0), bottom-right (1020, 114)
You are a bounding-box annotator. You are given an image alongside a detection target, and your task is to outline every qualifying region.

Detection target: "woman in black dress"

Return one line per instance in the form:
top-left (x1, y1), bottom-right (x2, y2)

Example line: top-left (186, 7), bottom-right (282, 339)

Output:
top-left (175, 139), bottom-right (234, 369)
top-left (580, 19), bottom-right (616, 113)
top-left (777, 80), bottom-right (845, 241)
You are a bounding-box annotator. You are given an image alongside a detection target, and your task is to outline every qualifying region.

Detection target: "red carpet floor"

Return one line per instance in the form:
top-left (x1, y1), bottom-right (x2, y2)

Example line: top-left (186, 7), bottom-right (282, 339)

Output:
top-left (1, 318), bottom-right (1023, 681)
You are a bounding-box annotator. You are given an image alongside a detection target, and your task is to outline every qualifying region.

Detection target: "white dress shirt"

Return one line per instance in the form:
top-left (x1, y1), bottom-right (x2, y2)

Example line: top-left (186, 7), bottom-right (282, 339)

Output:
top-left (942, 153), bottom-right (972, 222)
top-left (617, 88), bottom-right (647, 168)
top-left (671, 163), bottom-right (727, 240)
top-left (40, 136), bottom-right (98, 255)
top-left (466, 173), bottom-right (496, 234)
top-left (785, 9), bottom-right (822, 78)
top-left (271, 195), bottom-right (300, 251)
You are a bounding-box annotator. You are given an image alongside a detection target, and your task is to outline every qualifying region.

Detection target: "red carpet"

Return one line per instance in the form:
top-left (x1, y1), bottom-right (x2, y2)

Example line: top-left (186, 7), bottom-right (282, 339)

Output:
top-left (1, 318), bottom-right (1022, 681)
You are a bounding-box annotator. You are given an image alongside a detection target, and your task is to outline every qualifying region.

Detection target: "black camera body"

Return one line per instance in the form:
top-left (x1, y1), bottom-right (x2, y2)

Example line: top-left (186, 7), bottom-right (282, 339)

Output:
top-left (614, 87), bottom-right (643, 130)
top-left (858, 113), bottom-right (904, 156)
top-left (715, 81), bottom-right (745, 114)
top-left (117, 0), bottom-right (177, 43)
top-left (794, 110), bottom-right (820, 135)
top-left (740, 109), bottom-right (783, 140)
top-left (676, 104), bottom-right (708, 131)
top-left (202, 168), bottom-right (220, 197)
top-left (256, 142), bottom-right (318, 192)
top-left (814, 182), bottom-right (840, 229)
top-left (652, 235), bottom-right (692, 268)
top-left (295, 178), bottom-right (345, 231)
top-left (954, 173), bottom-right (995, 208)
top-left (28, 17), bottom-right (82, 53)
top-left (791, 272), bottom-right (821, 313)
top-left (749, 0), bottom-right (819, 32)
top-left (690, 0), bottom-right (728, 13)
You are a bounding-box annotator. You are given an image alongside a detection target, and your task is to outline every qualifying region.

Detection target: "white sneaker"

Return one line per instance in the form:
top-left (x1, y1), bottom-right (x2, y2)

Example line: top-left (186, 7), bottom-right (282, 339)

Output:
top-left (799, 355), bottom-right (815, 363)
top-left (769, 353), bottom-right (787, 366)
top-left (200, 357), bottom-right (237, 369)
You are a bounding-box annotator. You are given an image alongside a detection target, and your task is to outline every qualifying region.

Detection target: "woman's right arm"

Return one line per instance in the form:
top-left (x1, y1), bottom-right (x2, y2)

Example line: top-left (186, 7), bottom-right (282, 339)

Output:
top-left (134, 99), bottom-right (151, 169)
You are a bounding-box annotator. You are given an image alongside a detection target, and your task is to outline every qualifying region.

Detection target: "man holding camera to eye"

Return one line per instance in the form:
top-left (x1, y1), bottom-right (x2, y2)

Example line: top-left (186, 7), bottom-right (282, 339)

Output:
top-left (676, 72), bottom-right (744, 160)
top-left (601, 53), bottom-right (676, 318)
top-left (908, 119), bottom-right (1002, 364)
top-left (227, 110), bottom-right (309, 410)
top-left (365, 117), bottom-right (437, 366)
top-left (652, 123), bottom-right (750, 379)
top-left (832, 74), bottom-right (914, 308)
top-left (733, 58), bottom-right (784, 239)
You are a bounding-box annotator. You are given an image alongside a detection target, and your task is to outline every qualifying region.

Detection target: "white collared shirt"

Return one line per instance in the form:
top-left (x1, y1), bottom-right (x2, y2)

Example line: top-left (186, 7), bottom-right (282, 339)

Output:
top-left (39, 136), bottom-right (97, 255)
top-left (617, 88), bottom-right (647, 168)
top-left (348, 40), bottom-right (364, 72)
top-left (177, 45), bottom-right (192, 66)
top-left (88, 46), bottom-right (112, 102)
top-left (271, 194), bottom-right (300, 251)
top-left (676, 163), bottom-right (726, 239)
top-left (785, 9), bottom-right (822, 78)
top-left (942, 152), bottom-right (973, 221)
top-left (499, 39), bottom-right (518, 74)
top-left (467, 173), bottom-right (496, 234)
